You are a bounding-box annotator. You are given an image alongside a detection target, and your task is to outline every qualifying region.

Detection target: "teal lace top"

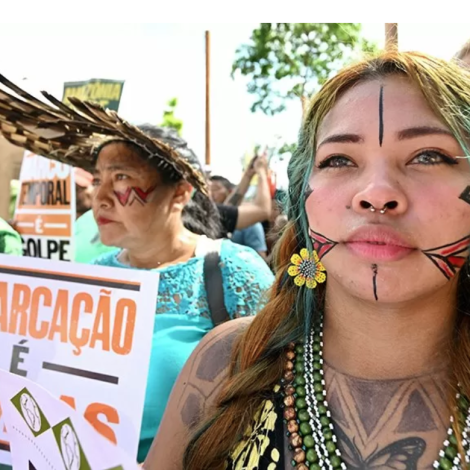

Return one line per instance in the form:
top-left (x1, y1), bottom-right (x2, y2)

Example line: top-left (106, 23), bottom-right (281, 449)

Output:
top-left (92, 237), bottom-right (275, 462)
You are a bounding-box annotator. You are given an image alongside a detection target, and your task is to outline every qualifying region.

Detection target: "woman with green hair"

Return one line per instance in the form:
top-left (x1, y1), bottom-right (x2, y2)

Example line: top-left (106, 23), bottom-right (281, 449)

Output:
top-left (145, 50), bottom-right (470, 469)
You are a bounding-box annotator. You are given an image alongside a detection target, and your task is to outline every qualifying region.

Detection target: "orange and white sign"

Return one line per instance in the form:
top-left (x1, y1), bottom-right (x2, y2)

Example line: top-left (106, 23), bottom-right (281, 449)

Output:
top-left (14, 151), bottom-right (76, 261)
top-left (0, 254), bottom-right (158, 467)
top-left (0, 370), bottom-right (141, 470)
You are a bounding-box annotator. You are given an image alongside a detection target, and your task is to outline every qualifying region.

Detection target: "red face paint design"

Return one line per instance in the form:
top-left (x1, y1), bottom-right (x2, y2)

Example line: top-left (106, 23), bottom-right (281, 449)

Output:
top-left (309, 228), bottom-right (338, 260)
top-left (422, 235), bottom-right (470, 280)
top-left (114, 185), bottom-right (156, 207)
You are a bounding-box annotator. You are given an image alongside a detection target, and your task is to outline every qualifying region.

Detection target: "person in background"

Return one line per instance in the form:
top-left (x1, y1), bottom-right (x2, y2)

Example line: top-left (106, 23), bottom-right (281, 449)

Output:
top-left (0, 217), bottom-right (22, 255)
top-left (210, 156), bottom-right (272, 237)
top-left (74, 167), bottom-right (94, 219)
top-left (210, 172), bottom-right (268, 259)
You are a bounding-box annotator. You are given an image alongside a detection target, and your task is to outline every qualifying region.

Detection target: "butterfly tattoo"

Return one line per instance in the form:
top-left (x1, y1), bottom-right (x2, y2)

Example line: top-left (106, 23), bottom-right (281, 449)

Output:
top-left (335, 425), bottom-right (426, 470)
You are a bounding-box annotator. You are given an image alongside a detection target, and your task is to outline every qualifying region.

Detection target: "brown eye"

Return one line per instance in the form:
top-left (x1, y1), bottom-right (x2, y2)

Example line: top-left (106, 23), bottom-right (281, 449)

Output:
top-left (409, 150), bottom-right (457, 166)
top-left (317, 156), bottom-right (355, 169)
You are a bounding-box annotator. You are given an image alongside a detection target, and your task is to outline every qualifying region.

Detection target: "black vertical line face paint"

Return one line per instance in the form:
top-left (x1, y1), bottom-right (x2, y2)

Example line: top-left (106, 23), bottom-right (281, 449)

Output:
top-left (372, 264), bottom-right (378, 301)
top-left (379, 86), bottom-right (384, 147)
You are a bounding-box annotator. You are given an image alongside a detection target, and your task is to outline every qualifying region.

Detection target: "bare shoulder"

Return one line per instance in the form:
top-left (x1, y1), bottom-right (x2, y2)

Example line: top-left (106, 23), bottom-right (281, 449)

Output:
top-left (176, 316), bottom-right (253, 417)
top-left (143, 317), bottom-right (252, 469)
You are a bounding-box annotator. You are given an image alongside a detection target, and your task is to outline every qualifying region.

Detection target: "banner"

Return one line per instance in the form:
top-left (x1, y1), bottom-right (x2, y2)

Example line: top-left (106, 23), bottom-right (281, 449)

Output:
top-left (63, 79), bottom-right (125, 112)
top-left (0, 254), bottom-right (158, 468)
top-left (0, 370), bottom-right (140, 469)
top-left (14, 152), bottom-right (76, 261)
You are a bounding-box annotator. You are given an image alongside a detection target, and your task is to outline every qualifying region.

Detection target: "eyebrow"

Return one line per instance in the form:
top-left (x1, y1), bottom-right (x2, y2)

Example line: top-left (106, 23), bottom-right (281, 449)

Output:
top-left (317, 125), bottom-right (454, 149)
top-left (93, 164), bottom-right (136, 174)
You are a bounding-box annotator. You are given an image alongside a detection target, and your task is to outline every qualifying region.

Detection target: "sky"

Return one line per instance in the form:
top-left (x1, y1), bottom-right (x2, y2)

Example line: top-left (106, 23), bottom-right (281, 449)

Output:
top-left (1, 23), bottom-right (470, 187)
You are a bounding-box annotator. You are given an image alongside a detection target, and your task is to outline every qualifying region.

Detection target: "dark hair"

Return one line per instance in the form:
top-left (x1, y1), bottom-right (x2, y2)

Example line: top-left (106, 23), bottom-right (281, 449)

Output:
top-left (209, 175), bottom-right (234, 192)
top-left (134, 124), bottom-right (221, 239)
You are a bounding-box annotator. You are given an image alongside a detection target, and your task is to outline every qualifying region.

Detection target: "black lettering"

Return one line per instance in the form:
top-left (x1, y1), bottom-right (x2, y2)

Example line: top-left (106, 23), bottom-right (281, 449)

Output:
top-left (47, 240), bottom-right (59, 258)
top-left (47, 181), bottom-right (54, 205)
top-left (26, 238), bottom-right (38, 257)
top-left (10, 341), bottom-right (29, 377)
top-left (55, 179), bottom-right (63, 204)
top-left (59, 241), bottom-right (69, 260)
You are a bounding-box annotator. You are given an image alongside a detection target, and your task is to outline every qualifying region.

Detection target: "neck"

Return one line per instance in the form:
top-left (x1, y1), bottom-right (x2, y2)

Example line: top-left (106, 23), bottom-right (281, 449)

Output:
top-left (322, 278), bottom-right (458, 380)
top-left (121, 223), bottom-right (199, 269)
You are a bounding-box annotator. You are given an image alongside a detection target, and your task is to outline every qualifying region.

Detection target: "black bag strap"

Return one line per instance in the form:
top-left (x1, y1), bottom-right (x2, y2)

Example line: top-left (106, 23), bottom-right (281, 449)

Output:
top-left (203, 240), bottom-right (230, 327)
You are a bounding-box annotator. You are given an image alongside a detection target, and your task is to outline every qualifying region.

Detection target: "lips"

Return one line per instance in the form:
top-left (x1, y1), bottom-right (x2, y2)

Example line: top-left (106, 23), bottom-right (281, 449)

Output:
top-left (344, 226), bottom-right (415, 262)
top-left (97, 216), bottom-right (114, 226)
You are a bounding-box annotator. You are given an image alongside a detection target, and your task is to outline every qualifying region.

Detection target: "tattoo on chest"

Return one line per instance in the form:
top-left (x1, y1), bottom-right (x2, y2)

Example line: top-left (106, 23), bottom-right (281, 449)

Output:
top-left (324, 366), bottom-right (449, 469)
top-left (422, 235), bottom-right (470, 279)
top-left (113, 185), bottom-right (156, 207)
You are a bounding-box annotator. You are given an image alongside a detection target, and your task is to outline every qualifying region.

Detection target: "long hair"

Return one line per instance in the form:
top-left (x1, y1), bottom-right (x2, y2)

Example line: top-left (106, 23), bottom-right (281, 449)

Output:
top-left (135, 124), bottom-right (221, 239)
top-left (183, 50), bottom-right (470, 469)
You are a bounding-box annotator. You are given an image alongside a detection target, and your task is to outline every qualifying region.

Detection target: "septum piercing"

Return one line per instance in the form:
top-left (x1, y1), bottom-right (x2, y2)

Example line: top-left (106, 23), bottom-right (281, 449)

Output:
top-left (370, 205), bottom-right (388, 214)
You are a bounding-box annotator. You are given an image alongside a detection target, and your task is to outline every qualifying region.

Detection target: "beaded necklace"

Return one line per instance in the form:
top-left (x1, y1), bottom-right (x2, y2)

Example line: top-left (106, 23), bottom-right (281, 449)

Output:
top-left (281, 318), bottom-right (470, 469)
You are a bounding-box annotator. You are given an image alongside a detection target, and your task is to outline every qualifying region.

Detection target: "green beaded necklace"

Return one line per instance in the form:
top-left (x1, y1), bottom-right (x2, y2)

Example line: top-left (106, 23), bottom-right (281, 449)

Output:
top-left (281, 320), bottom-right (470, 469)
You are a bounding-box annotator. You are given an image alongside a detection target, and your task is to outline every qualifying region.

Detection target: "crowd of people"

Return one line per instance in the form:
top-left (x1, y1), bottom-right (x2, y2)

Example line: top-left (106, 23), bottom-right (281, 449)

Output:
top-left (1, 40), bottom-right (470, 470)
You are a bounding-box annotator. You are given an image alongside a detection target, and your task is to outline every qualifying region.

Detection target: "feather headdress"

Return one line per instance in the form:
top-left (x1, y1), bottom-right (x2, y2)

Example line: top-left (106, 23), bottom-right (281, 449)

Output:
top-left (0, 74), bottom-right (208, 195)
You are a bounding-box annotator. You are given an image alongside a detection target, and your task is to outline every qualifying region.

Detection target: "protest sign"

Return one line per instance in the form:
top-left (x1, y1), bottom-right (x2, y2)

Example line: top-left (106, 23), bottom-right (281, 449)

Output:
top-left (0, 370), bottom-right (141, 470)
top-left (0, 254), bottom-right (158, 468)
top-left (63, 79), bottom-right (124, 112)
top-left (14, 152), bottom-right (76, 261)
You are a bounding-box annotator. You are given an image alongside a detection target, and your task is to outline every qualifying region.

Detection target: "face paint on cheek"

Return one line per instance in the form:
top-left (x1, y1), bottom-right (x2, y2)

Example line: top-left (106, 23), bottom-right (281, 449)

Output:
top-left (459, 185), bottom-right (470, 205)
top-left (371, 264), bottom-right (378, 301)
top-left (114, 185), bottom-right (157, 207)
top-left (309, 228), bottom-right (338, 260)
top-left (305, 186), bottom-right (313, 202)
top-left (422, 235), bottom-right (470, 280)
top-left (378, 85), bottom-right (384, 147)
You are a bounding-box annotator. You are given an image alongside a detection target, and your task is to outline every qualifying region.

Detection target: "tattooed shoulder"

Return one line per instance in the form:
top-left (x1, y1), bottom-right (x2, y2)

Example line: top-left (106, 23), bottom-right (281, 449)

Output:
top-left (178, 317), bottom-right (253, 429)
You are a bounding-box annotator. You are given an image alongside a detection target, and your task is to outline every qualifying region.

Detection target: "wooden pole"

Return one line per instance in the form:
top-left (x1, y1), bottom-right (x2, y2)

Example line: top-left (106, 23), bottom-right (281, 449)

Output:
top-left (385, 23), bottom-right (398, 50)
top-left (205, 31), bottom-right (211, 166)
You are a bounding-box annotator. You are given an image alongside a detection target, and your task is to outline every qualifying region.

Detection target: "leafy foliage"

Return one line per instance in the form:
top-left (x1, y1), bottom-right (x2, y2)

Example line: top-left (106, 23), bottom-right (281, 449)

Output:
top-left (160, 97), bottom-right (183, 135)
top-left (232, 23), bottom-right (378, 115)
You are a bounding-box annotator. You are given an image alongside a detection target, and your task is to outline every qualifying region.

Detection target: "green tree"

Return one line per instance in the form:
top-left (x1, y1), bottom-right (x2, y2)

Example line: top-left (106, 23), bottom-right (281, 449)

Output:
top-left (160, 97), bottom-right (183, 135)
top-left (232, 23), bottom-right (378, 115)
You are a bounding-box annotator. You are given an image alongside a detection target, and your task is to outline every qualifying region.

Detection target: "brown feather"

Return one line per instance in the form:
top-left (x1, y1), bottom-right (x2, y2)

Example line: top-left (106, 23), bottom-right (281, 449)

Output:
top-left (0, 75), bottom-right (208, 195)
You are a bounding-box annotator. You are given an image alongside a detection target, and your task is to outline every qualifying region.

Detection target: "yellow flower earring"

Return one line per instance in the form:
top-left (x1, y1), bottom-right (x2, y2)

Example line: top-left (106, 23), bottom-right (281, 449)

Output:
top-left (288, 248), bottom-right (326, 289)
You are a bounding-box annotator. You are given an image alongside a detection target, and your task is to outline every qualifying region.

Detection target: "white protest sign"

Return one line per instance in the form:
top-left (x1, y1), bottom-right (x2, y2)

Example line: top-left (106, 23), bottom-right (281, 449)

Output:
top-left (14, 151), bottom-right (76, 261)
top-left (0, 369), bottom-right (141, 470)
top-left (0, 254), bottom-right (158, 467)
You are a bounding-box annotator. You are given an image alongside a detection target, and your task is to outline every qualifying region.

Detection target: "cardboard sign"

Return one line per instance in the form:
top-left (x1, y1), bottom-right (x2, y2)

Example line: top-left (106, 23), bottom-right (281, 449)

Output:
top-left (0, 254), bottom-right (158, 467)
top-left (0, 369), bottom-right (140, 469)
top-left (14, 152), bottom-right (76, 261)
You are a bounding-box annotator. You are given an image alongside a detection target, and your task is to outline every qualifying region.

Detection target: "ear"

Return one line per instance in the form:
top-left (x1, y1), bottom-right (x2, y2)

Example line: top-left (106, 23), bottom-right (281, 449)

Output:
top-left (172, 181), bottom-right (193, 211)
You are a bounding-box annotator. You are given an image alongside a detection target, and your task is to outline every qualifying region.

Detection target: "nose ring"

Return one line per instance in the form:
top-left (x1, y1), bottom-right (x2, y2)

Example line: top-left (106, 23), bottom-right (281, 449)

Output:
top-left (369, 204), bottom-right (388, 214)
